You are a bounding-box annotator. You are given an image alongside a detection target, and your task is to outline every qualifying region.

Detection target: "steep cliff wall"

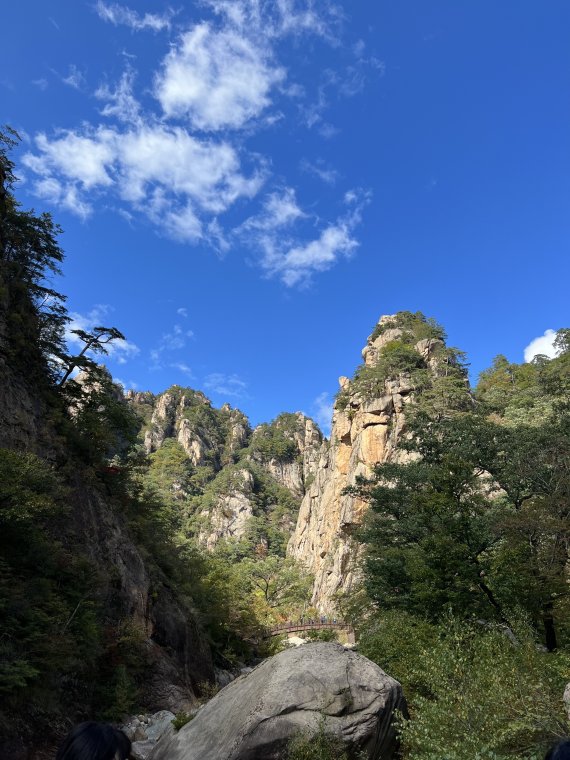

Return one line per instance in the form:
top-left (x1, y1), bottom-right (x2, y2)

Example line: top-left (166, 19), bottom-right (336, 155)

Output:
top-left (0, 294), bottom-right (214, 758)
top-left (288, 315), bottom-right (445, 611)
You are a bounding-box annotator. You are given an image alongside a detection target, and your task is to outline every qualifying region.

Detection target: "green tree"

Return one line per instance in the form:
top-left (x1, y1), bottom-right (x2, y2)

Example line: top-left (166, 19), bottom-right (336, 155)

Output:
top-left (58, 325), bottom-right (126, 386)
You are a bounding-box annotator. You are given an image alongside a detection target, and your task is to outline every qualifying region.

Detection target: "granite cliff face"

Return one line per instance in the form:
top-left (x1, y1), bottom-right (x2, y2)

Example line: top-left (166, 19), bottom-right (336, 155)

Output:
top-left (288, 315), bottom-right (446, 611)
top-left (126, 389), bottom-right (322, 552)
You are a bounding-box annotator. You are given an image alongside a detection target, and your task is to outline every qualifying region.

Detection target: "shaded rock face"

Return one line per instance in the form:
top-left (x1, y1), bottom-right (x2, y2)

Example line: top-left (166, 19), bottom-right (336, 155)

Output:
top-left (68, 476), bottom-right (214, 713)
top-left (288, 316), bottom-right (442, 612)
top-left (0, 278), bottom-right (52, 455)
top-left (250, 413), bottom-right (323, 498)
top-left (151, 643), bottom-right (405, 760)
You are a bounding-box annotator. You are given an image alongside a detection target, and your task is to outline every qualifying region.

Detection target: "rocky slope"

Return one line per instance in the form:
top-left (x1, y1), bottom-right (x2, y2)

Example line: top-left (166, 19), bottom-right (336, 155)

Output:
top-left (288, 314), bottom-right (449, 611)
top-left (127, 389), bottom-right (322, 553)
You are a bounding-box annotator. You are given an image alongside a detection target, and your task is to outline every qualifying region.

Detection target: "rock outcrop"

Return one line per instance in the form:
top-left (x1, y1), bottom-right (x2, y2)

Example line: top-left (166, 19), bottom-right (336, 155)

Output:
top-left (199, 468), bottom-right (256, 550)
top-left (150, 642), bottom-right (406, 760)
top-left (250, 413), bottom-right (322, 497)
top-left (131, 392), bottom-right (323, 552)
top-left (288, 315), bottom-right (445, 611)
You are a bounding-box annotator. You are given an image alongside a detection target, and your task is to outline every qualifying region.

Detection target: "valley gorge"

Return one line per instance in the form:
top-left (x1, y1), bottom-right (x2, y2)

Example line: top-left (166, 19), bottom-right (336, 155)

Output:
top-left (2, 138), bottom-right (569, 760)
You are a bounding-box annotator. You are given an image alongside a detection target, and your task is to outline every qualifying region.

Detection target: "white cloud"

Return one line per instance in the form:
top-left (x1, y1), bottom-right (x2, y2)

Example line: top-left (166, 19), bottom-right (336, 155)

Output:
top-left (23, 124), bottom-right (265, 239)
top-left (170, 362), bottom-right (194, 378)
top-left (66, 305), bottom-right (139, 364)
top-left (23, 0), bottom-right (370, 287)
top-left (204, 372), bottom-right (249, 398)
top-left (150, 323), bottom-right (195, 367)
top-left (95, 69), bottom-right (141, 124)
top-left (155, 22), bottom-right (285, 130)
top-left (177, 307), bottom-right (188, 318)
top-left (95, 1), bottom-right (173, 32)
top-left (205, 0), bottom-right (342, 43)
top-left (276, 222), bottom-right (358, 286)
top-left (300, 158), bottom-right (339, 185)
top-left (32, 78), bottom-right (49, 91)
top-left (33, 176), bottom-right (93, 219)
top-left (242, 187), bottom-right (305, 231)
top-left (62, 64), bottom-right (86, 90)
top-left (313, 391), bottom-right (333, 436)
top-left (524, 329), bottom-right (560, 362)
top-left (24, 130), bottom-right (115, 191)
top-left (114, 377), bottom-right (139, 390)
top-left (243, 187), bottom-right (370, 287)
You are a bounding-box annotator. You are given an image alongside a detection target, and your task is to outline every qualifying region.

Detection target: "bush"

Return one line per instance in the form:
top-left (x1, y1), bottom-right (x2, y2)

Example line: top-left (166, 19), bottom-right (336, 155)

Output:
top-left (249, 424), bottom-right (299, 463)
top-left (287, 718), bottom-right (352, 760)
top-left (344, 341), bottom-right (427, 403)
top-left (172, 711), bottom-right (193, 730)
top-left (369, 311), bottom-right (446, 344)
top-left (358, 612), bottom-right (570, 759)
top-left (305, 629), bottom-right (338, 642)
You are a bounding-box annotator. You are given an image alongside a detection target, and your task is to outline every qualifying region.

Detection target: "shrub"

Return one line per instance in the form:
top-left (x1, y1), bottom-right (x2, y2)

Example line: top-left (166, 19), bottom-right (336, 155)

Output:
top-left (369, 311), bottom-right (446, 344)
top-left (287, 718), bottom-right (352, 760)
top-left (172, 711), bottom-right (193, 730)
top-left (358, 612), bottom-right (570, 759)
top-left (305, 629), bottom-right (338, 642)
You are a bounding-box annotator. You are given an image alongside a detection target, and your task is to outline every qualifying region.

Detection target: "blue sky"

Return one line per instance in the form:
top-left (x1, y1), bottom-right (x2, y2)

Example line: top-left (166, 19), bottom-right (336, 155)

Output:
top-left (3, 0), bottom-right (569, 433)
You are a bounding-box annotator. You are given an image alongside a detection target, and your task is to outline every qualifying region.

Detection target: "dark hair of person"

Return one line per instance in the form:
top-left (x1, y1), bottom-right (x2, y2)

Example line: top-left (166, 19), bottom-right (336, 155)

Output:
top-left (545, 739), bottom-right (570, 760)
top-left (56, 722), bottom-right (131, 760)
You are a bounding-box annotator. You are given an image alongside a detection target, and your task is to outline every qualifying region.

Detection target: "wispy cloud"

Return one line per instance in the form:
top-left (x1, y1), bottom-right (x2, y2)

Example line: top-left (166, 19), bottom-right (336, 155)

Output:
top-left (95, 68), bottom-right (141, 124)
top-left (204, 372), bottom-right (249, 398)
top-left (313, 391), bottom-right (333, 436)
top-left (241, 187), bottom-right (370, 287)
top-left (114, 377), bottom-right (139, 390)
top-left (524, 329), bottom-right (560, 362)
top-left (300, 158), bottom-right (339, 185)
top-left (66, 305), bottom-right (139, 364)
top-left (204, 0), bottom-right (343, 43)
top-left (95, 1), bottom-right (174, 32)
top-left (32, 78), bottom-right (49, 91)
top-left (23, 0), bottom-right (372, 286)
top-left (150, 323), bottom-right (195, 367)
top-left (170, 362), bottom-right (194, 378)
top-left (241, 187), bottom-right (306, 231)
top-left (177, 307), bottom-right (188, 318)
top-left (62, 64), bottom-right (86, 90)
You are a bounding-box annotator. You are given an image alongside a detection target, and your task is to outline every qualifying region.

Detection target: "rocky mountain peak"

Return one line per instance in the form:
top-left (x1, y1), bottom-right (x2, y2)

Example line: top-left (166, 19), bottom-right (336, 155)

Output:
top-left (288, 311), bottom-right (452, 611)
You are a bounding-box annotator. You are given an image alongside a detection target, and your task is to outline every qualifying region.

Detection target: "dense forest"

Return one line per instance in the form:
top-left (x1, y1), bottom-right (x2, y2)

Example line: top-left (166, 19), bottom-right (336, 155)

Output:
top-left (1, 127), bottom-right (569, 760)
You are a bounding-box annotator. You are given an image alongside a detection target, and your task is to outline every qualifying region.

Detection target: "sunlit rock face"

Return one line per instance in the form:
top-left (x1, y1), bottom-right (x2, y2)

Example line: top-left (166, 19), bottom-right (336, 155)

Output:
top-left (127, 388), bottom-right (323, 552)
top-left (288, 315), bottom-right (443, 612)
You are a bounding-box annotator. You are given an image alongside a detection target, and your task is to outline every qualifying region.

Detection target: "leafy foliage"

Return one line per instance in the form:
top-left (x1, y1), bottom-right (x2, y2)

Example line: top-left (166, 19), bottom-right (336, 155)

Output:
top-left (0, 450), bottom-right (100, 714)
top-left (369, 311), bottom-right (446, 344)
top-left (349, 325), bottom-right (570, 758)
top-left (358, 613), bottom-right (569, 760)
top-left (248, 413), bottom-right (304, 463)
top-left (336, 311), bottom-right (469, 410)
top-left (287, 718), bottom-right (353, 760)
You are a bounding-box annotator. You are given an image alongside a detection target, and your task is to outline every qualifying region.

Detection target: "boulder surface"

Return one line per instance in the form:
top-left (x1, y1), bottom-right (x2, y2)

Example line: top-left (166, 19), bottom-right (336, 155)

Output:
top-left (150, 642), bottom-right (405, 760)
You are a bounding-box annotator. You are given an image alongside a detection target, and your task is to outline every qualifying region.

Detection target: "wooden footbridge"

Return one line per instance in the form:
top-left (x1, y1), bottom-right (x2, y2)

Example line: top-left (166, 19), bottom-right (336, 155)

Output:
top-left (267, 621), bottom-right (355, 643)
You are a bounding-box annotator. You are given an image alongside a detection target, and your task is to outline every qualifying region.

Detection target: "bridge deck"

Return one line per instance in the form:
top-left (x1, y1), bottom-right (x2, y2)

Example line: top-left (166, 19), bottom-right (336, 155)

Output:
top-left (269, 622), bottom-right (353, 637)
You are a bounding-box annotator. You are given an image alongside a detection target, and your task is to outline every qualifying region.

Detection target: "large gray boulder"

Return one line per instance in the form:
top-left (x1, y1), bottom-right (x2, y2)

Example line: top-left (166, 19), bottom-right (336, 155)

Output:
top-left (150, 642), bottom-right (406, 760)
